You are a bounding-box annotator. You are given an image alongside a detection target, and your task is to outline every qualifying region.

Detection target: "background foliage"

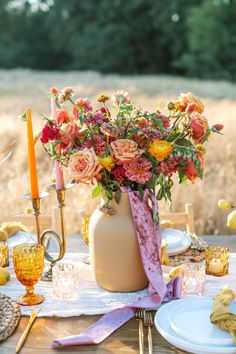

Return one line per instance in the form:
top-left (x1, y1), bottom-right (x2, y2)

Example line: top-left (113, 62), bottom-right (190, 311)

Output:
top-left (0, 0), bottom-right (235, 80)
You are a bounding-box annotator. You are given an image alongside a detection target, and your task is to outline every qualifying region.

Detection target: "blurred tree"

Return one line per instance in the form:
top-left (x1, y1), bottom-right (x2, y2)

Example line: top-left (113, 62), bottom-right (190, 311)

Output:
top-left (175, 0), bottom-right (236, 81)
top-left (0, 0), bottom-right (234, 81)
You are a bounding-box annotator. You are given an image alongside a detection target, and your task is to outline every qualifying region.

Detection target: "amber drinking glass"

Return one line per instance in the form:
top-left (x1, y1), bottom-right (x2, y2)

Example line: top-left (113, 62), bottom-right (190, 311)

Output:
top-left (13, 243), bottom-right (44, 306)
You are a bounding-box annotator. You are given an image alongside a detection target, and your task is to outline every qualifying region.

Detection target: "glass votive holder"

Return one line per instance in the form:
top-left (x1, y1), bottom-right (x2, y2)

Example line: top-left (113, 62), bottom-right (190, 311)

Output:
top-left (181, 263), bottom-right (205, 296)
top-left (52, 263), bottom-right (79, 300)
top-left (79, 210), bottom-right (90, 246)
top-left (205, 246), bottom-right (229, 276)
top-left (0, 242), bottom-right (9, 267)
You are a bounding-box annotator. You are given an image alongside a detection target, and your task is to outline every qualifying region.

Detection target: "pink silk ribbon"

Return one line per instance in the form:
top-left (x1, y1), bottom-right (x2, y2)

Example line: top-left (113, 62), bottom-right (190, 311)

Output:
top-left (51, 189), bottom-right (181, 348)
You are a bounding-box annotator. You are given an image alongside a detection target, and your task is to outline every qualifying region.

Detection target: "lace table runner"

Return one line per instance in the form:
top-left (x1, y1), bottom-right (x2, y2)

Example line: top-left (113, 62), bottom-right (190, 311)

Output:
top-left (2, 252), bottom-right (236, 317)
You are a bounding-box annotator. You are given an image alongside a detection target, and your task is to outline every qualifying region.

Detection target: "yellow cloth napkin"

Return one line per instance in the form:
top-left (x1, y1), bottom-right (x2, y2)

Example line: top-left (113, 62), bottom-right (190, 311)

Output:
top-left (0, 222), bottom-right (28, 242)
top-left (210, 287), bottom-right (236, 343)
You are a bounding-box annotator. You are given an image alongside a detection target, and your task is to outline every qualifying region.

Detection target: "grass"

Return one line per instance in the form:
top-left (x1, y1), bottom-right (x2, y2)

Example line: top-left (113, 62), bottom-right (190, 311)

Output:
top-left (0, 69), bottom-right (236, 235)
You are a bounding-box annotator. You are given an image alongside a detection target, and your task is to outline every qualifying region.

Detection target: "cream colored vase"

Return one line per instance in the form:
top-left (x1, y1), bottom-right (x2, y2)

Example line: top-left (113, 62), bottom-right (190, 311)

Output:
top-left (89, 192), bottom-right (148, 292)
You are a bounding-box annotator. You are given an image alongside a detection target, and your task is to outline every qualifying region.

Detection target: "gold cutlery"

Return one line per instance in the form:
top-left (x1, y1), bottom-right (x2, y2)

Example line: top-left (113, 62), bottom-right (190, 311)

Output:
top-left (144, 311), bottom-right (153, 354)
top-left (135, 309), bottom-right (145, 354)
top-left (16, 309), bottom-right (40, 353)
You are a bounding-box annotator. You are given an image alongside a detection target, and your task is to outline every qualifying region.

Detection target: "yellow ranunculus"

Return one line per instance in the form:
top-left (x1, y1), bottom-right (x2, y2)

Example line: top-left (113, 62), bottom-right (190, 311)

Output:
top-left (218, 199), bottom-right (231, 210)
top-left (196, 144), bottom-right (206, 155)
top-left (99, 155), bottom-right (115, 172)
top-left (227, 210), bottom-right (236, 229)
top-left (149, 140), bottom-right (173, 161)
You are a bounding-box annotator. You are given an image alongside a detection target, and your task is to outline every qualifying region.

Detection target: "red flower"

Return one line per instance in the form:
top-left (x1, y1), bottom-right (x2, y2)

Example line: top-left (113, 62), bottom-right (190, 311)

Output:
top-left (138, 118), bottom-right (148, 129)
top-left (99, 107), bottom-right (111, 118)
top-left (41, 122), bottom-right (60, 144)
top-left (50, 87), bottom-right (58, 95)
top-left (184, 156), bottom-right (204, 182)
top-left (113, 167), bottom-right (126, 184)
top-left (213, 124), bottom-right (224, 131)
top-left (57, 110), bottom-right (71, 125)
top-left (159, 113), bottom-right (171, 129)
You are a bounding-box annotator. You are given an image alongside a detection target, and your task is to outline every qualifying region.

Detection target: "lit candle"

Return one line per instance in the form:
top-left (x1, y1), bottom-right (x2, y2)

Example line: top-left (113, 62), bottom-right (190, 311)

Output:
top-left (51, 96), bottom-right (64, 190)
top-left (26, 108), bottom-right (39, 199)
top-left (208, 259), bottom-right (223, 274)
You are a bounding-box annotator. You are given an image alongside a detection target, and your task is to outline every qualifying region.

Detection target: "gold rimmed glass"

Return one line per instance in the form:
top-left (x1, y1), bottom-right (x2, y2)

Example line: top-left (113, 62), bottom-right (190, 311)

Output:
top-left (13, 243), bottom-right (44, 306)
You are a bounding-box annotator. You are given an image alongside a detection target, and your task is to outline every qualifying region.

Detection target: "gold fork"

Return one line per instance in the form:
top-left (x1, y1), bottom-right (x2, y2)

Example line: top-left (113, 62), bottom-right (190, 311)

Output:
top-left (135, 309), bottom-right (145, 354)
top-left (144, 311), bottom-right (153, 354)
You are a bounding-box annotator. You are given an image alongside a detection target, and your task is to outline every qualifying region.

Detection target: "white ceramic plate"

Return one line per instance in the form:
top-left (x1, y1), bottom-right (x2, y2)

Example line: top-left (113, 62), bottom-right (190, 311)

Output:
top-left (161, 228), bottom-right (192, 255)
top-left (155, 297), bottom-right (236, 354)
top-left (7, 231), bottom-right (36, 249)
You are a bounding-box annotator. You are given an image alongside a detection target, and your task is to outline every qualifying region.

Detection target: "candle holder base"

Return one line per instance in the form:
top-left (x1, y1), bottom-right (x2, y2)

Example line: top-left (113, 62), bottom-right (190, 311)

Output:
top-left (41, 266), bottom-right (53, 282)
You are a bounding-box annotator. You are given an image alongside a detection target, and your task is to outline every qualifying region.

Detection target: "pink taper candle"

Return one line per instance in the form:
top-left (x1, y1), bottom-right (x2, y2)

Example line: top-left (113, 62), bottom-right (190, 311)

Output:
top-left (51, 96), bottom-right (64, 190)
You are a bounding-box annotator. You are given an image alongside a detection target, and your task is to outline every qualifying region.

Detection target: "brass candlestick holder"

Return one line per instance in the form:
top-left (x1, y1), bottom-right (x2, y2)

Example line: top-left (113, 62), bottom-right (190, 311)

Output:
top-left (24, 184), bottom-right (73, 282)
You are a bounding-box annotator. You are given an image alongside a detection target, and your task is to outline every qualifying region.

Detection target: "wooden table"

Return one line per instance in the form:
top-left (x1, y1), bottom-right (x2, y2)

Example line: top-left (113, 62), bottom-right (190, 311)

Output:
top-left (1, 235), bottom-right (236, 354)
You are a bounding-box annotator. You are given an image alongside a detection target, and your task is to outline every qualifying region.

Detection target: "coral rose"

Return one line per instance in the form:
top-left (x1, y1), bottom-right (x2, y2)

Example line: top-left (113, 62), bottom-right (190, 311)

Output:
top-left (68, 148), bottom-right (102, 183)
top-left (124, 157), bottom-right (152, 184)
top-left (179, 92), bottom-right (204, 113)
top-left (57, 110), bottom-right (71, 125)
top-left (110, 139), bottom-right (142, 164)
top-left (61, 123), bottom-right (80, 149)
top-left (149, 140), bottom-right (173, 161)
top-left (184, 156), bottom-right (204, 182)
top-left (189, 112), bottom-right (209, 143)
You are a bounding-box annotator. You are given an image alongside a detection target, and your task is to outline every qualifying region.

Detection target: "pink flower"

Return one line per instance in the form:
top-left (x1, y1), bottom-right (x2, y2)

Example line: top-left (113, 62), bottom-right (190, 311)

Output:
top-left (189, 112), bottom-right (209, 143)
top-left (84, 110), bottom-right (108, 126)
top-left (124, 157), bottom-right (152, 184)
top-left (76, 98), bottom-right (92, 112)
top-left (68, 147), bottom-right (102, 184)
top-left (83, 135), bottom-right (106, 155)
top-left (110, 139), bottom-right (142, 164)
top-left (58, 86), bottom-right (75, 104)
top-left (112, 90), bottom-right (130, 106)
top-left (100, 123), bottom-right (125, 139)
top-left (61, 123), bottom-right (80, 149)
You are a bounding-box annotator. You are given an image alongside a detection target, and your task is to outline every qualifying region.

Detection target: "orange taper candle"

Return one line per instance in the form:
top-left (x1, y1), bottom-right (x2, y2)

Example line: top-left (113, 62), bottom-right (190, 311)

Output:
top-left (26, 108), bottom-right (39, 199)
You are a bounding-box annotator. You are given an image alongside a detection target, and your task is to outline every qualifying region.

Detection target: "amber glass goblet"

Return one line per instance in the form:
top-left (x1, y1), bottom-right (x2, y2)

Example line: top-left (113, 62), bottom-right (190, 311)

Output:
top-left (13, 243), bottom-right (44, 306)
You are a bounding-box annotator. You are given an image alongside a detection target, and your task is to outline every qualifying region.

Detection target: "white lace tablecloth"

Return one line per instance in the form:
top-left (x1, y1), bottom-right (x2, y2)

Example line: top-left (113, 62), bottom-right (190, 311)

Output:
top-left (2, 252), bottom-right (236, 317)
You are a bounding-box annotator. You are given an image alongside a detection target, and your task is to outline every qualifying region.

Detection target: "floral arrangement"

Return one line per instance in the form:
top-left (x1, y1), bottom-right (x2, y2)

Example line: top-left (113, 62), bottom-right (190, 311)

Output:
top-left (40, 87), bottom-right (223, 213)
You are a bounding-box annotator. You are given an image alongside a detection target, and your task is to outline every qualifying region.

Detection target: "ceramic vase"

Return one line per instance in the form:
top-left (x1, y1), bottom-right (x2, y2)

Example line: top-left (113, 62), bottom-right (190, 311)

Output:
top-left (89, 192), bottom-right (148, 292)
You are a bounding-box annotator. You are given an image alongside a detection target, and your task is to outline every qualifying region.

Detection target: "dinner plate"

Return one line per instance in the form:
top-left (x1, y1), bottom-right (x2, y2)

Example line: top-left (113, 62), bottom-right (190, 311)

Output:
top-left (161, 228), bottom-right (192, 255)
top-left (155, 297), bottom-right (236, 354)
top-left (7, 231), bottom-right (36, 249)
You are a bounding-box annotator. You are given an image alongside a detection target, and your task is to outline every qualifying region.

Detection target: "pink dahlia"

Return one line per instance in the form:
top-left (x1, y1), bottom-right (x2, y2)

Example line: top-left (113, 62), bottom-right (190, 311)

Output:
top-left (123, 157), bottom-right (152, 184)
top-left (76, 98), bottom-right (92, 112)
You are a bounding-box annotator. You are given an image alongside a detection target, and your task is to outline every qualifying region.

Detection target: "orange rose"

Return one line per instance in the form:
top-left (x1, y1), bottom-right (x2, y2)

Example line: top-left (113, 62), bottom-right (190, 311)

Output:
top-left (68, 148), bottom-right (102, 183)
top-left (110, 139), bottom-right (142, 164)
top-left (179, 92), bottom-right (204, 113)
top-left (189, 112), bottom-right (209, 143)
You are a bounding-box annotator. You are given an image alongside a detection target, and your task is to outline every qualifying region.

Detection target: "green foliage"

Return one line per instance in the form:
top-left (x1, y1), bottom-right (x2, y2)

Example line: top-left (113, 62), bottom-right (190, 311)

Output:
top-left (0, 0), bottom-right (235, 80)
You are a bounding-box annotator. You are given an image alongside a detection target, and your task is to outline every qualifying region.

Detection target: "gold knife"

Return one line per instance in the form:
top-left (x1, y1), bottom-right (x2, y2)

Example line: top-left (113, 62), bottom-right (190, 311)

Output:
top-left (16, 309), bottom-right (40, 353)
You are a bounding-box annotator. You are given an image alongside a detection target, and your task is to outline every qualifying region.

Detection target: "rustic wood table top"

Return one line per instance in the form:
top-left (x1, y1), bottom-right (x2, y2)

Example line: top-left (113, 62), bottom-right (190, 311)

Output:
top-left (1, 235), bottom-right (236, 354)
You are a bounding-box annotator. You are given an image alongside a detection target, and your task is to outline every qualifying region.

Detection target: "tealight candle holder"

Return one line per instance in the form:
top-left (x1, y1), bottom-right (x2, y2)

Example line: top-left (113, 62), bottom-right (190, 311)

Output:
top-left (0, 242), bottom-right (9, 267)
top-left (52, 263), bottom-right (79, 300)
top-left (181, 263), bottom-right (205, 296)
top-left (205, 246), bottom-right (229, 276)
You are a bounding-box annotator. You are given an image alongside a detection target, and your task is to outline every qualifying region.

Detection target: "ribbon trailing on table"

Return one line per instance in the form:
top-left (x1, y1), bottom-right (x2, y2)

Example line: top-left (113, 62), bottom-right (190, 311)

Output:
top-left (51, 189), bottom-right (181, 348)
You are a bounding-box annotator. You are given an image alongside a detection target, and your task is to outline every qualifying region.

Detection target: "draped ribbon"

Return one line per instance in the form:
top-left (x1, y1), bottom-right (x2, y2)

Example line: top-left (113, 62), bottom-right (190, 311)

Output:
top-left (52, 189), bottom-right (181, 348)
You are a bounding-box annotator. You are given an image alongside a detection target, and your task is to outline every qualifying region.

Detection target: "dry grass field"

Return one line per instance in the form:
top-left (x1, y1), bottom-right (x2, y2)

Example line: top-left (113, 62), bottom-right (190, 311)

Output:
top-left (0, 69), bottom-right (236, 235)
